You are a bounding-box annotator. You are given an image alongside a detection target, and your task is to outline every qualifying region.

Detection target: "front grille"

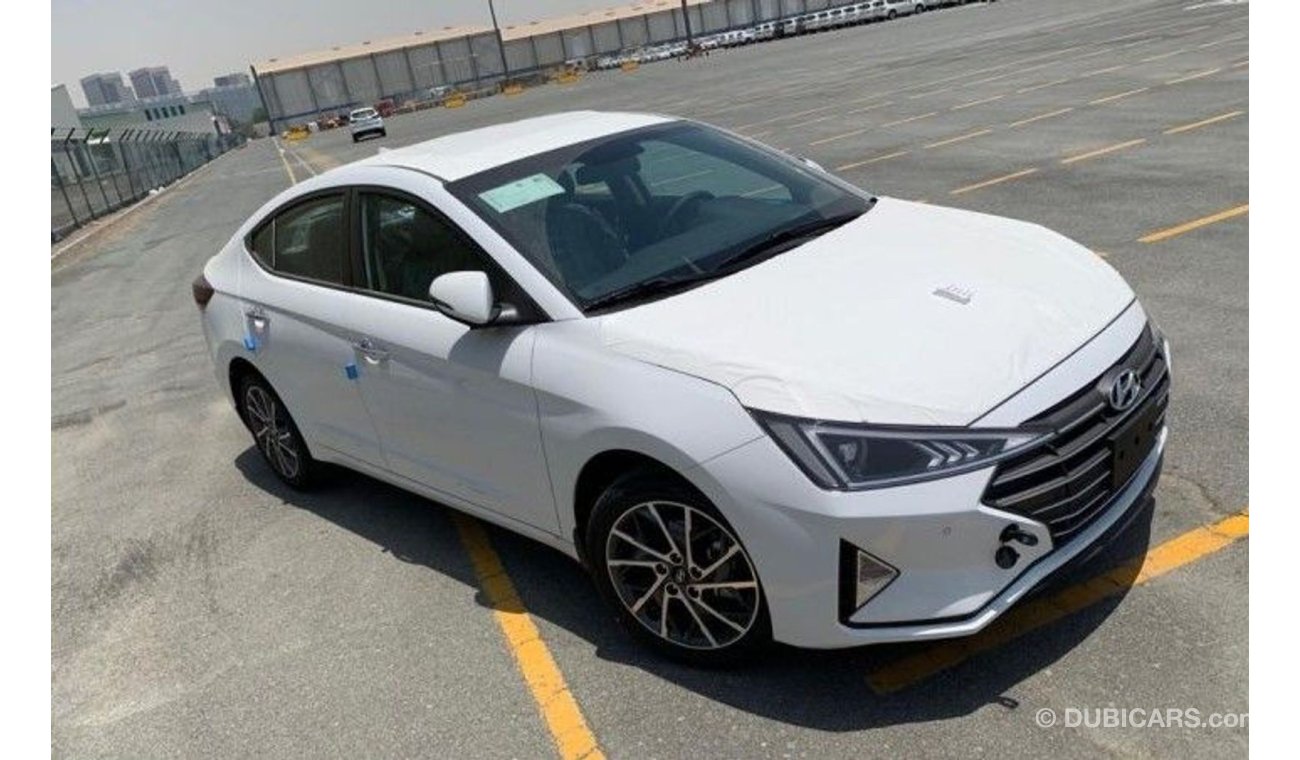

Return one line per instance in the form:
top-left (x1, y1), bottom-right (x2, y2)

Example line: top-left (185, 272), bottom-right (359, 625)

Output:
top-left (982, 326), bottom-right (1169, 546)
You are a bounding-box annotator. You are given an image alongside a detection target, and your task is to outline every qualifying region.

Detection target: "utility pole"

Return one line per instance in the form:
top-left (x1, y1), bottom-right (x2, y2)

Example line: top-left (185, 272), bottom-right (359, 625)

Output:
top-left (488, 0), bottom-right (511, 83)
top-left (681, 0), bottom-right (694, 45)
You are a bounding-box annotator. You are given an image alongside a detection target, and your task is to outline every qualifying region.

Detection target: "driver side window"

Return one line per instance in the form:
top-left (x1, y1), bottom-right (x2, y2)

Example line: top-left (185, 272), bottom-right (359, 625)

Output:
top-left (357, 192), bottom-right (525, 310)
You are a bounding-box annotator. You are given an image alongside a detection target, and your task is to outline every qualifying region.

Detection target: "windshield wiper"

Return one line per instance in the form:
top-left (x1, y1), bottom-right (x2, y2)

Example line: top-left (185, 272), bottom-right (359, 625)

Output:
top-left (717, 210), bottom-right (865, 273)
top-left (581, 207), bottom-right (870, 313)
top-left (582, 272), bottom-right (722, 313)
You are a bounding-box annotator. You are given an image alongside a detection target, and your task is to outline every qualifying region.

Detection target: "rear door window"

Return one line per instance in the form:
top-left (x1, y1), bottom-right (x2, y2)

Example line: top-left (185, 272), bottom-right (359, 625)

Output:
top-left (253, 194), bottom-right (349, 286)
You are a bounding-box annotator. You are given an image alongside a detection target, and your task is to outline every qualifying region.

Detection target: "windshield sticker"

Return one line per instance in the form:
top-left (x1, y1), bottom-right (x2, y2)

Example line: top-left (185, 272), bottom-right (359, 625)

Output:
top-left (478, 174), bottom-right (565, 213)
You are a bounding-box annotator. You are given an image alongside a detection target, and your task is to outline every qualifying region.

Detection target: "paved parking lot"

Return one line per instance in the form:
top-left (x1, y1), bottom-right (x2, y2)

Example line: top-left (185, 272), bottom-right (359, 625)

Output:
top-left (52, 0), bottom-right (1248, 756)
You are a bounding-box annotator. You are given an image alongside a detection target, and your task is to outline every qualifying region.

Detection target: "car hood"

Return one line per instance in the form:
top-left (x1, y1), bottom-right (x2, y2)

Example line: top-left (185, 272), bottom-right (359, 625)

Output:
top-left (598, 197), bottom-right (1134, 426)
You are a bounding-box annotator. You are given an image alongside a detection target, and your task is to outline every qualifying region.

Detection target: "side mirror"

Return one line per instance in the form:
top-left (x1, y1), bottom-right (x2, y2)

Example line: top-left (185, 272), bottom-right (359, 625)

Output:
top-left (428, 271), bottom-right (518, 327)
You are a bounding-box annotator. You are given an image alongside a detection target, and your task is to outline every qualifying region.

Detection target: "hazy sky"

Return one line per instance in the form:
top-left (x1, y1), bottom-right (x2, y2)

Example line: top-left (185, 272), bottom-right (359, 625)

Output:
top-left (53, 0), bottom-right (630, 106)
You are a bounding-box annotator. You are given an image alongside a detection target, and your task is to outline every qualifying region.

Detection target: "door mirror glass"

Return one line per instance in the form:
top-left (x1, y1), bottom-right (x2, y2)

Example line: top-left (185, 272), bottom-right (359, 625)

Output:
top-left (429, 271), bottom-right (496, 326)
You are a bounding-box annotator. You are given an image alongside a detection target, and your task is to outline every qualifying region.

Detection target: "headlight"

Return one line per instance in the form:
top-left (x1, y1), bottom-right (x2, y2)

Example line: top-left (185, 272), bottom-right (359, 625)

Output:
top-left (752, 411), bottom-right (1050, 490)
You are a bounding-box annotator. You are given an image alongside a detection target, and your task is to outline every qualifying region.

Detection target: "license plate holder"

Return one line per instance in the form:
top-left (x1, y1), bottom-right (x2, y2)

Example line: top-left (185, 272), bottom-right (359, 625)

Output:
top-left (1109, 398), bottom-right (1162, 490)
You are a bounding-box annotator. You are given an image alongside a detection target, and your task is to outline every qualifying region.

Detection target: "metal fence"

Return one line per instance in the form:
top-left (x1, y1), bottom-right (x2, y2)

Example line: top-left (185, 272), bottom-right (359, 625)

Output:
top-left (51, 127), bottom-right (243, 242)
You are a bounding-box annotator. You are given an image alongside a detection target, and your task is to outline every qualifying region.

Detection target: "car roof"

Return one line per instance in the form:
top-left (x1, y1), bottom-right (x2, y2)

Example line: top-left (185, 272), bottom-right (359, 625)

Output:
top-left (357, 110), bottom-right (674, 181)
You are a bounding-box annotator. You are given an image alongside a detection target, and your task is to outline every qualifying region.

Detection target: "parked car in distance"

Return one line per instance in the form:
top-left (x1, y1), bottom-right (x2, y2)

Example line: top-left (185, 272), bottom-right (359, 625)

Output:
top-left (197, 111), bottom-right (1169, 664)
top-left (883, 0), bottom-right (920, 18)
top-left (348, 107), bottom-right (386, 143)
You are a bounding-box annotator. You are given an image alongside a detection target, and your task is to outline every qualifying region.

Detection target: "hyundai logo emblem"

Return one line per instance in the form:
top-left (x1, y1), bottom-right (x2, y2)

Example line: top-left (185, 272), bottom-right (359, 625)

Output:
top-left (1105, 368), bottom-right (1142, 412)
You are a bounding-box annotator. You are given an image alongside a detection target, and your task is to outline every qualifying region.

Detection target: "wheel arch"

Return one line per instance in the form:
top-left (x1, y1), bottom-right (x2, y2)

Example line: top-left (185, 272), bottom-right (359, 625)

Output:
top-left (571, 449), bottom-right (705, 562)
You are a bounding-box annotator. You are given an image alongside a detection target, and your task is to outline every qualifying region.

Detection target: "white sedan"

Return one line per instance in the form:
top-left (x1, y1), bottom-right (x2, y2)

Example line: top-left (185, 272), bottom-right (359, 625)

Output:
top-left (195, 111), bottom-right (1169, 663)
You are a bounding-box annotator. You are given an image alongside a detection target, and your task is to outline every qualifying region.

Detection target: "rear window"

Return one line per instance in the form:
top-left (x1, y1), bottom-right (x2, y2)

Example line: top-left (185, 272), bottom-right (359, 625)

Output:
top-left (352, 109), bottom-right (378, 120)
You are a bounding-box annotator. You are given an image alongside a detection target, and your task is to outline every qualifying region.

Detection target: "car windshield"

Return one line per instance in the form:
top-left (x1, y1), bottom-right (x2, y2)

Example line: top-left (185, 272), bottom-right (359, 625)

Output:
top-left (446, 121), bottom-right (872, 312)
top-left (352, 109), bottom-right (377, 120)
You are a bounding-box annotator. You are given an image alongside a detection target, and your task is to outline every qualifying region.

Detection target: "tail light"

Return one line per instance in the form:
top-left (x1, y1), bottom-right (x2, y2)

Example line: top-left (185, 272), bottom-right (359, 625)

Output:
top-left (192, 273), bottom-right (215, 309)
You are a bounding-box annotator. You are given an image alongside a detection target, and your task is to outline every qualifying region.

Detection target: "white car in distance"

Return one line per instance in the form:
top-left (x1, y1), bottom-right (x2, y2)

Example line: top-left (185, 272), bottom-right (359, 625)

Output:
top-left (348, 107), bottom-right (386, 143)
top-left (195, 111), bottom-right (1170, 663)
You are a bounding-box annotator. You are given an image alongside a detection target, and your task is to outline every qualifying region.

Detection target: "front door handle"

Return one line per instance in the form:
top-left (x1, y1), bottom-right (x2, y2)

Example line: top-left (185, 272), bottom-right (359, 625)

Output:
top-left (352, 338), bottom-right (390, 364)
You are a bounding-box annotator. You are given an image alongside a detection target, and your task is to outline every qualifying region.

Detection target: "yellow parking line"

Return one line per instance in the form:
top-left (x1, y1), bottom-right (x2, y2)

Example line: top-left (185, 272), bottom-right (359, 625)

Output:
top-left (783, 114), bottom-right (835, 130)
top-left (1164, 109), bottom-right (1244, 135)
top-left (1060, 138), bottom-right (1147, 165)
top-left (1017, 78), bottom-right (1071, 94)
top-left (1008, 107), bottom-right (1073, 128)
top-left (844, 99), bottom-right (894, 115)
top-left (733, 103), bottom-right (839, 131)
top-left (836, 150), bottom-right (910, 171)
top-left (951, 168), bottom-right (1039, 195)
top-left (1089, 87), bottom-right (1150, 105)
top-left (453, 516), bottom-right (604, 760)
top-left (881, 111), bottom-right (939, 128)
top-left (810, 128), bottom-right (871, 147)
top-left (1198, 34), bottom-right (1247, 49)
top-left (867, 510), bottom-right (1249, 694)
top-left (925, 128), bottom-right (994, 150)
top-left (1078, 64), bottom-right (1126, 78)
top-left (952, 94), bottom-right (1005, 111)
top-left (1165, 67), bottom-right (1222, 85)
top-left (1139, 203), bottom-right (1249, 243)
top-left (273, 139), bottom-right (297, 185)
top-left (909, 86), bottom-right (953, 99)
top-left (1141, 48), bottom-right (1189, 62)
top-left (1072, 46), bottom-right (1115, 61)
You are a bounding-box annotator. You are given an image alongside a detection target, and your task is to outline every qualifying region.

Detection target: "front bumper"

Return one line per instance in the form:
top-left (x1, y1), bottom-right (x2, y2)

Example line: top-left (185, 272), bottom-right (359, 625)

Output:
top-left (698, 425), bottom-right (1165, 648)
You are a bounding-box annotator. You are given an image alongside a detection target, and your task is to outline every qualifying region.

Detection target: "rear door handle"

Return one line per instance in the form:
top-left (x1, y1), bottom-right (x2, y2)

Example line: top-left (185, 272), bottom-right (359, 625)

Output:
top-left (245, 306), bottom-right (269, 331)
top-left (352, 337), bottom-right (390, 364)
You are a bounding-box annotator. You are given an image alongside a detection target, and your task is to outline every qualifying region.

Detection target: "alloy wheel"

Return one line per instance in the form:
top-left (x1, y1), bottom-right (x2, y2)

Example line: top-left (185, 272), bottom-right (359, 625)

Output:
top-left (605, 501), bottom-right (760, 650)
top-left (244, 384), bottom-right (301, 480)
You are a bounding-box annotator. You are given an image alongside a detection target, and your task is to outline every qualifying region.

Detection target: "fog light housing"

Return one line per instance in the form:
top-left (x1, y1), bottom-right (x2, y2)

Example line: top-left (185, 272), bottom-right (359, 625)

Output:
top-left (839, 540), bottom-right (899, 622)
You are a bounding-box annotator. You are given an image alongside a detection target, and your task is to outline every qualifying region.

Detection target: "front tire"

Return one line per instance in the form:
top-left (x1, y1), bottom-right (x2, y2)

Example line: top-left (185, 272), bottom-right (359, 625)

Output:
top-left (585, 470), bottom-right (771, 665)
top-left (238, 374), bottom-right (319, 489)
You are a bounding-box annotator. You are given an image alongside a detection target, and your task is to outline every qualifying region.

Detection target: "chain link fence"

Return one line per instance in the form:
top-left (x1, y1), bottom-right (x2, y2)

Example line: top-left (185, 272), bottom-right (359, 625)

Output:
top-left (51, 127), bottom-right (245, 243)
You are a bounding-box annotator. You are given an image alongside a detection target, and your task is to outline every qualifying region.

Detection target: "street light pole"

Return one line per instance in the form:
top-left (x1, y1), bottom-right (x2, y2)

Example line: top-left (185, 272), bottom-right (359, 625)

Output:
top-left (488, 0), bottom-right (511, 84)
top-left (681, 0), bottom-right (694, 45)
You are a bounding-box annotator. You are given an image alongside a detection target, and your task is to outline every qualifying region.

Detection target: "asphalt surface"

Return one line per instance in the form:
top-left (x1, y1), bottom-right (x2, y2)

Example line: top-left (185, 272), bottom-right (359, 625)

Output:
top-left (52, 0), bottom-right (1249, 757)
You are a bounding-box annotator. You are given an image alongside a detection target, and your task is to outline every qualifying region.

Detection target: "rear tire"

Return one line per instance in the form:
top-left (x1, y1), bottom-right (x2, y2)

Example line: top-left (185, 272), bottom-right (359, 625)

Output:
top-left (238, 374), bottom-right (319, 490)
top-left (585, 469), bottom-right (771, 666)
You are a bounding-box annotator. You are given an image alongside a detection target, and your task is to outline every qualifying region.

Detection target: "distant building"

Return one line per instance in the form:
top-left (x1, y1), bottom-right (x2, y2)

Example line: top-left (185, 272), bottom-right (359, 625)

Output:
top-left (51, 85), bottom-right (83, 129)
top-left (78, 92), bottom-right (219, 135)
top-left (250, 0), bottom-right (716, 131)
top-left (129, 66), bottom-right (183, 99)
top-left (79, 72), bottom-right (134, 107)
top-left (213, 72), bottom-right (251, 88)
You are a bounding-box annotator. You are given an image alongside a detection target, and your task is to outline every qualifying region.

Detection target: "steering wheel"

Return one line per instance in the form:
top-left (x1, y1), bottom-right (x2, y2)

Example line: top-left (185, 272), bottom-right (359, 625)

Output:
top-left (656, 191), bottom-right (713, 239)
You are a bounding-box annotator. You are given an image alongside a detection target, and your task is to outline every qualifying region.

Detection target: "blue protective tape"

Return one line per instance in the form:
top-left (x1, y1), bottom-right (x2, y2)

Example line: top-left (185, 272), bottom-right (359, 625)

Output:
top-left (344, 362), bottom-right (359, 380)
top-left (243, 334), bottom-right (259, 353)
